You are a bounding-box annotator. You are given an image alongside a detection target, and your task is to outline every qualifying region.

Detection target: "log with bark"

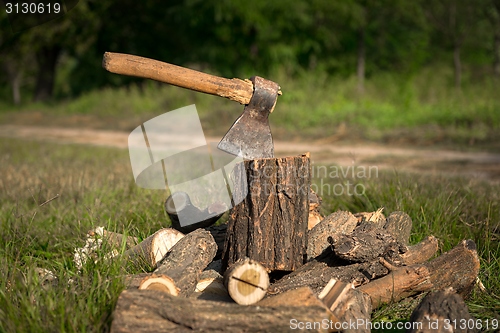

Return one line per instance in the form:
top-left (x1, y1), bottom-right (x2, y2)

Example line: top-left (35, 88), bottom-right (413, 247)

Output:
top-left (110, 289), bottom-right (335, 333)
top-left (124, 228), bottom-right (184, 269)
top-left (223, 258), bottom-right (269, 305)
top-left (268, 235), bottom-right (439, 295)
top-left (407, 288), bottom-right (478, 333)
top-left (149, 228), bottom-right (217, 297)
top-left (222, 154), bottom-right (311, 272)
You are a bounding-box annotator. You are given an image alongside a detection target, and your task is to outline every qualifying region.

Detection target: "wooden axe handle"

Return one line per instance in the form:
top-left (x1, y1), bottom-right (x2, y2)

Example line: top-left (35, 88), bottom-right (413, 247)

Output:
top-left (102, 52), bottom-right (254, 105)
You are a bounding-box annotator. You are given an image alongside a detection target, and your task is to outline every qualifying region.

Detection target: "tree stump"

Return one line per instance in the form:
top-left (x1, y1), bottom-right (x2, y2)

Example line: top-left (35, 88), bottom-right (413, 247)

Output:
top-left (222, 154), bottom-right (311, 273)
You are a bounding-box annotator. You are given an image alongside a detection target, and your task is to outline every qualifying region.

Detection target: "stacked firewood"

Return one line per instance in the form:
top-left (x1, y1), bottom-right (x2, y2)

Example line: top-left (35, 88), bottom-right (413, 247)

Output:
top-left (104, 155), bottom-right (481, 332)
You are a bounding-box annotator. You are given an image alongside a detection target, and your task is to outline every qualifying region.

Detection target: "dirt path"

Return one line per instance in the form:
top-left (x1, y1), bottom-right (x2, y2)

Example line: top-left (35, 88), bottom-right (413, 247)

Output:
top-left (1, 124), bottom-right (500, 181)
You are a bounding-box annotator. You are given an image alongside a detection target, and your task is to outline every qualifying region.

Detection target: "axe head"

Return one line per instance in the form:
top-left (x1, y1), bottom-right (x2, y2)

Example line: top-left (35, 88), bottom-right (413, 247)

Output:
top-left (218, 76), bottom-right (280, 159)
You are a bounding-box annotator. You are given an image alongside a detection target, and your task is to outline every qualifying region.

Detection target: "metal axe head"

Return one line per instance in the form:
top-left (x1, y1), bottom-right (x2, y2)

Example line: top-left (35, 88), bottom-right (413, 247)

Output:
top-left (218, 76), bottom-right (280, 159)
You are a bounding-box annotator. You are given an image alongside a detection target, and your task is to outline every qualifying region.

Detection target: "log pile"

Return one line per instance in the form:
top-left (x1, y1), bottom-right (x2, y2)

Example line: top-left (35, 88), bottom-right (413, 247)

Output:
top-left (107, 154), bottom-right (482, 332)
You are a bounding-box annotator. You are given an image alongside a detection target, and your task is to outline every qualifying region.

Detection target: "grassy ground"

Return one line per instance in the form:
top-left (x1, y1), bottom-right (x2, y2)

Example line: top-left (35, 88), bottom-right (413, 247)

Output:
top-left (0, 137), bottom-right (498, 332)
top-left (1, 68), bottom-right (499, 150)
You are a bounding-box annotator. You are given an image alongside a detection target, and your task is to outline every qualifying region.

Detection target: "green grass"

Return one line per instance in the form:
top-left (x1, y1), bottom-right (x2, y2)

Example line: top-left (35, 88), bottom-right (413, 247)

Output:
top-left (0, 138), bottom-right (499, 331)
top-left (1, 68), bottom-right (499, 148)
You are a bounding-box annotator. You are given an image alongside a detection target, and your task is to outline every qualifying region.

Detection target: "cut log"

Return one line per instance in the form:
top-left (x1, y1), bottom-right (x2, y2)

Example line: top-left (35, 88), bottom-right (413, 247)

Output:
top-left (258, 286), bottom-right (328, 308)
top-left (88, 228), bottom-right (139, 250)
top-left (138, 274), bottom-right (178, 296)
top-left (407, 288), bottom-right (478, 333)
top-left (110, 289), bottom-right (335, 333)
top-left (154, 228), bottom-right (217, 297)
top-left (192, 269), bottom-right (231, 302)
top-left (307, 210), bottom-right (358, 260)
top-left (222, 154), bottom-right (310, 272)
top-left (269, 235), bottom-right (440, 295)
top-left (124, 228), bottom-right (184, 269)
top-left (358, 239), bottom-right (480, 309)
top-left (331, 221), bottom-right (401, 263)
top-left (383, 211), bottom-right (413, 245)
top-left (318, 279), bottom-right (353, 313)
top-left (224, 258), bottom-right (269, 305)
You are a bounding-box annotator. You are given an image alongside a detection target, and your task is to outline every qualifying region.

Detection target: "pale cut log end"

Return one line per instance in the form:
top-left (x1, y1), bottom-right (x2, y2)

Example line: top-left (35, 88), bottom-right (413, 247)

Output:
top-left (138, 274), bottom-right (179, 296)
top-left (224, 258), bottom-right (270, 305)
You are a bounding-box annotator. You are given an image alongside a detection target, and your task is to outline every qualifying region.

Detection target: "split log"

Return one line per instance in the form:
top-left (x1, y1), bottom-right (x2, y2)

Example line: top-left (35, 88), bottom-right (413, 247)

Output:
top-left (358, 239), bottom-right (480, 309)
top-left (319, 282), bottom-right (372, 333)
top-left (307, 211), bottom-right (358, 260)
top-left (110, 289), bottom-right (335, 333)
top-left (269, 235), bottom-right (440, 295)
top-left (308, 188), bottom-right (323, 230)
top-left (192, 269), bottom-right (231, 302)
top-left (154, 228), bottom-right (217, 297)
top-left (223, 258), bottom-right (269, 305)
top-left (407, 288), bottom-right (478, 333)
top-left (354, 207), bottom-right (386, 228)
top-left (222, 154), bottom-right (310, 272)
top-left (124, 228), bottom-right (184, 269)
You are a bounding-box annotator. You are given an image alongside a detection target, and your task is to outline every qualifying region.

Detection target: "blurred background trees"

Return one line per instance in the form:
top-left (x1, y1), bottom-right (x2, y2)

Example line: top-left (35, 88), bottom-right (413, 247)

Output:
top-left (0, 0), bottom-right (498, 104)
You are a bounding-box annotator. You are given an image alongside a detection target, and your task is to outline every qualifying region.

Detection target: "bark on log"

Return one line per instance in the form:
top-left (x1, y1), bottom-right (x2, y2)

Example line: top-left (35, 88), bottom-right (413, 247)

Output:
top-left (124, 228), bottom-right (184, 269)
top-left (205, 224), bottom-right (227, 260)
top-left (154, 229), bottom-right (217, 297)
top-left (269, 236), bottom-right (440, 295)
top-left (307, 211), bottom-right (358, 260)
top-left (224, 258), bottom-right (269, 305)
top-left (222, 154), bottom-right (310, 272)
top-left (383, 211), bottom-right (412, 245)
top-left (331, 221), bottom-right (401, 263)
top-left (358, 239), bottom-right (480, 309)
top-left (110, 289), bottom-right (335, 333)
top-left (407, 288), bottom-right (478, 333)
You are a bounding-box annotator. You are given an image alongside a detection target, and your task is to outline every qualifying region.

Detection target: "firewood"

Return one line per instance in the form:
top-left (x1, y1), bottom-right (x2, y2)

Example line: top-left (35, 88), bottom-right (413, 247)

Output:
top-left (138, 274), bottom-right (178, 296)
top-left (308, 188), bottom-right (324, 230)
top-left (383, 211), bottom-right (412, 245)
top-left (223, 258), bottom-right (269, 305)
top-left (88, 228), bottom-right (139, 250)
top-left (205, 224), bottom-right (227, 260)
top-left (190, 269), bottom-right (232, 302)
top-left (358, 239), bottom-right (480, 309)
top-left (123, 228), bottom-right (184, 269)
top-left (258, 286), bottom-right (328, 308)
top-left (222, 154), bottom-right (310, 272)
top-left (154, 228), bottom-right (217, 297)
top-left (331, 221), bottom-right (401, 263)
top-left (354, 207), bottom-right (386, 228)
top-left (307, 210), bottom-right (358, 260)
top-left (269, 235), bottom-right (440, 295)
top-left (321, 285), bottom-right (372, 333)
top-left (110, 289), bottom-right (334, 333)
top-left (407, 288), bottom-right (478, 333)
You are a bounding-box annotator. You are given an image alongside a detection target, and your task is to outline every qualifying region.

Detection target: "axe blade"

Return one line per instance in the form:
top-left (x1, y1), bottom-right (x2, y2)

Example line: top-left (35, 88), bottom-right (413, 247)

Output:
top-left (217, 76), bottom-right (279, 160)
top-left (217, 110), bottom-right (274, 159)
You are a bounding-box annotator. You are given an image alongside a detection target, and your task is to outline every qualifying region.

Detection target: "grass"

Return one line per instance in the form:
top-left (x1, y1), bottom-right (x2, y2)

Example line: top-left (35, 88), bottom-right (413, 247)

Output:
top-left (1, 67), bottom-right (499, 149)
top-left (0, 137), bottom-right (499, 331)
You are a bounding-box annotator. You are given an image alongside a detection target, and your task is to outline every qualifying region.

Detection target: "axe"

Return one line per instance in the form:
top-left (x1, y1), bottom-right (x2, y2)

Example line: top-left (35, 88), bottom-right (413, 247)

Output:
top-left (102, 52), bottom-right (281, 159)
